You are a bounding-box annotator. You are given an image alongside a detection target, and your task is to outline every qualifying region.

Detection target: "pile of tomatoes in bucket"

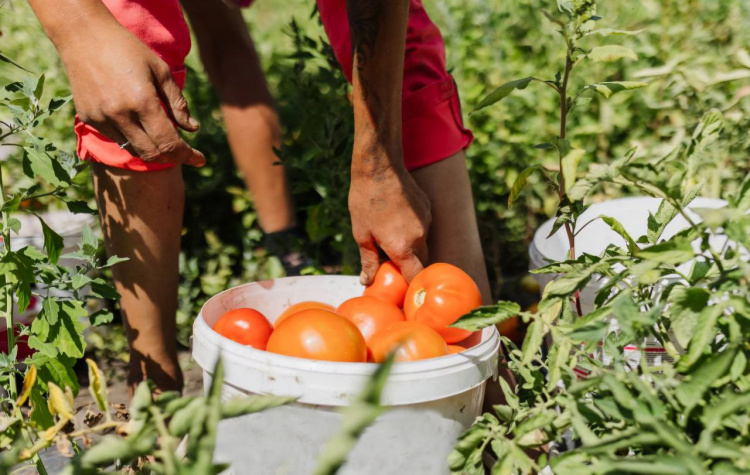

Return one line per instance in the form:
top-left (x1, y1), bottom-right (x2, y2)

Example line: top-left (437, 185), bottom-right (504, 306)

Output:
top-left (212, 262), bottom-right (483, 363)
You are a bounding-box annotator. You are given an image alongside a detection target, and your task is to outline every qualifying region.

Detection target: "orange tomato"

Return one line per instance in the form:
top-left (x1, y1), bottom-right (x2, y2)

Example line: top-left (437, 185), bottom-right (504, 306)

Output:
top-left (369, 321), bottom-right (449, 363)
top-left (363, 261), bottom-right (409, 308)
top-left (275, 301), bottom-right (336, 328)
top-left (266, 309), bottom-right (367, 362)
top-left (337, 296), bottom-right (405, 347)
top-left (213, 308), bottom-right (273, 350)
top-left (404, 263), bottom-right (482, 343)
top-left (447, 345), bottom-right (465, 354)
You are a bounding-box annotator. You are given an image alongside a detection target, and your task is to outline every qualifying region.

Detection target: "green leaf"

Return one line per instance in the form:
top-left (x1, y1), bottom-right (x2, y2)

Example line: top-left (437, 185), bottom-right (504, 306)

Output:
top-left (678, 304), bottom-right (723, 371)
top-left (42, 297), bottom-right (59, 325)
top-left (598, 216), bottom-right (638, 254)
top-left (521, 320), bottom-right (544, 365)
top-left (637, 238), bottom-right (694, 265)
top-left (168, 397), bottom-right (205, 437)
top-left (448, 419), bottom-right (492, 473)
top-left (588, 45), bottom-right (638, 63)
top-left (103, 255), bottom-right (129, 268)
top-left (313, 353), bottom-right (395, 475)
top-left (29, 384), bottom-right (54, 429)
top-left (0, 52), bottom-right (32, 72)
top-left (80, 435), bottom-right (140, 467)
top-left (220, 395), bottom-right (296, 418)
top-left (81, 225), bottom-right (99, 256)
top-left (0, 252), bottom-right (35, 313)
top-left (36, 217), bottom-right (64, 264)
top-left (50, 300), bottom-right (88, 359)
top-left (585, 81), bottom-right (649, 99)
top-left (33, 354), bottom-right (80, 394)
top-left (666, 287), bottom-right (710, 349)
top-left (23, 147), bottom-right (70, 188)
top-left (33, 74), bottom-right (45, 101)
top-left (89, 309), bottom-right (114, 326)
top-left (71, 274), bottom-right (92, 290)
top-left (561, 148), bottom-right (585, 195)
top-left (451, 302), bottom-right (521, 331)
top-left (508, 165), bottom-right (552, 207)
top-left (587, 28), bottom-right (645, 37)
top-left (676, 344), bottom-right (739, 411)
top-left (65, 200), bottom-right (97, 215)
top-left (472, 77), bottom-right (533, 113)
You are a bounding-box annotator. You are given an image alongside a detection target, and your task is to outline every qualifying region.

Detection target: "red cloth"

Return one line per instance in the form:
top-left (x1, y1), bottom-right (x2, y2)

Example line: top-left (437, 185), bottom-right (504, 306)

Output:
top-left (74, 0), bottom-right (190, 171)
top-left (76, 0), bottom-right (473, 172)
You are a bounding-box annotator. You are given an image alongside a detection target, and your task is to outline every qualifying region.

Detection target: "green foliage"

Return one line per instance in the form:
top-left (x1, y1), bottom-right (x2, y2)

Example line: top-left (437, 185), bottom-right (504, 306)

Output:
top-left (450, 1), bottom-right (750, 472)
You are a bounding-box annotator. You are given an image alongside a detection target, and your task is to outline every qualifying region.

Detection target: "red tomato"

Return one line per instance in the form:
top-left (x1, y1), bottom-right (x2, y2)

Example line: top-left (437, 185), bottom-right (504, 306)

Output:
top-left (266, 309), bottom-right (367, 362)
top-left (337, 296), bottom-right (405, 356)
top-left (447, 345), bottom-right (465, 354)
top-left (275, 301), bottom-right (336, 328)
top-left (404, 263), bottom-right (482, 343)
top-left (369, 321), bottom-right (449, 363)
top-left (363, 261), bottom-right (409, 308)
top-left (213, 308), bottom-right (273, 350)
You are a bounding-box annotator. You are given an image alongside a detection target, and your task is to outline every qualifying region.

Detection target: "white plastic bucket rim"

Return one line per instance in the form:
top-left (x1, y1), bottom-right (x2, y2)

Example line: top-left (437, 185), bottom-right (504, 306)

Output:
top-left (192, 275), bottom-right (500, 407)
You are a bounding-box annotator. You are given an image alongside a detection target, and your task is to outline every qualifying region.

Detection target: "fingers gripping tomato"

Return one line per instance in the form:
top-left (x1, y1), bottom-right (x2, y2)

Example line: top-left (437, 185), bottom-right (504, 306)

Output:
top-left (363, 261), bottom-right (409, 308)
top-left (213, 308), bottom-right (273, 350)
top-left (404, 263), bottom-right (482, 343)
top-left (275, 301), bottom-right (336, 328)
top-left (369, 321), bottom-right (449, 363)
top-left (266, 309), bottom-right (368, 363)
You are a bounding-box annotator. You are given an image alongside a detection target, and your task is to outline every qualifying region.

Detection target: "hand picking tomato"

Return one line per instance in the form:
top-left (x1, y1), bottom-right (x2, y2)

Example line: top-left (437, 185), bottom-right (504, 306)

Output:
top-left (213, 308), bottom-right (273, 350)
top-left (447, 345), bottom-right (465, 354)
top-left (337, 296), bottom-right (405, 357)
top-left (275, 301), bottom-right (336, 328)
top-left (266, 309), bottom-right (367, 362)
top-left (404, 263), bottom-right (482, 343)
top-left (363, 261), bottom-right (409, 308)
top-left (369, 321), bottom-right (448, 363)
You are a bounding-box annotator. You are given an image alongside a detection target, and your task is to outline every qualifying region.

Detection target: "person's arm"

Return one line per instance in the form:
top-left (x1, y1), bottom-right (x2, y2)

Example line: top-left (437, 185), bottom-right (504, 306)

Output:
top-left (27, 0), bottom-right (204, 166)
top-left (346, 0), bottom-right (432, 284)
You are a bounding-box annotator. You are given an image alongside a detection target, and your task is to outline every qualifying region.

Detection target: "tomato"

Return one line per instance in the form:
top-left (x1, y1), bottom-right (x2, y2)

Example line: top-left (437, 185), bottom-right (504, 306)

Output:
top-left (266, 309), bottom-right (367, 362)
top-left (404, 263), bottom-right (482, 343)
top-left (213, 308), bottom-right (273, 350)
top-left (363, 261), bottom-right (409, 308)
top-left (337, 296), bottom-right (405, 356)
top-left (275, 301), bottom-right (336, 328)
top-left (447, 345), bottom-right (465, 354)
top-left (369, 321), bottom-right (448, 363)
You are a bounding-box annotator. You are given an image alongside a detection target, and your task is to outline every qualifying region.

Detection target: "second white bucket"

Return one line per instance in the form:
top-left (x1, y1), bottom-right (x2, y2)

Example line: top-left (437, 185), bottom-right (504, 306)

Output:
top-left (192, 275), bottom-right (499, 475)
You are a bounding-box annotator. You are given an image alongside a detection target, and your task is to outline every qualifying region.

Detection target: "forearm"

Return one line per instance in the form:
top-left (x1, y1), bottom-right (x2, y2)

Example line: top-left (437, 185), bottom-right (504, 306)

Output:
top-left (347, 0), bottom-right (409, 177)
top-left (27, 0), bottom-right (121, 54)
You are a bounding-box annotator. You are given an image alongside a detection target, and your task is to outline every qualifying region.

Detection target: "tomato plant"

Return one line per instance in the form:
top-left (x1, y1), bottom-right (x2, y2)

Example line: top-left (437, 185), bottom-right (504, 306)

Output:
top-left (213, 308), bottom-right (273, 350)
top-left (275, 301), bottom-right (336, 328)
top-left (363, 261), bottom-right (408, 308)
top-left (266, 309), bottom-right (367, 363)
top-left (404, 263), bottom-right (482, 343)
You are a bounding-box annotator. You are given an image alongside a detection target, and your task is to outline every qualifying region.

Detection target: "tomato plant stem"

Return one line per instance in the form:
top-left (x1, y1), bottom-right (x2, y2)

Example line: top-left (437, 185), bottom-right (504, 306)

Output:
top-left (558, 52), bottom-right (583, 317)
top-left (0, 163), bottom-right (18, 399)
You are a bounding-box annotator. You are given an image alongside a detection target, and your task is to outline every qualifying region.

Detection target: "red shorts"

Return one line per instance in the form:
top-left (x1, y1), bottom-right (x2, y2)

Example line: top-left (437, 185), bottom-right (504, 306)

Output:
top-left (77, 0), bottom-right (473, 172)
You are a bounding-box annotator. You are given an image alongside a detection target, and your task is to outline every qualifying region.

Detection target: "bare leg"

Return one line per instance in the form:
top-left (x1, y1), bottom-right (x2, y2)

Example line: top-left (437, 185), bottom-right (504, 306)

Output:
top-left (411, 151), bottom-right (512, 409)
top-left (92, 163), bottom-right (184, 394)
top-left (183, 0), bottom-right (295, 233)
top-left (410, 151), bottom-right (491, 304)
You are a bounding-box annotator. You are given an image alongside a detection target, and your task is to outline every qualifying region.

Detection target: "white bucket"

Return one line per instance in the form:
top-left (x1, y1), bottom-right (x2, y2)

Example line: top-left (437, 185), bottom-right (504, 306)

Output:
top-left (192, 275), bottom-right (500, 475)
top-left (529, 196), bottom-right (728, 312)
top-left (529, 197), bottom-right (729, 370)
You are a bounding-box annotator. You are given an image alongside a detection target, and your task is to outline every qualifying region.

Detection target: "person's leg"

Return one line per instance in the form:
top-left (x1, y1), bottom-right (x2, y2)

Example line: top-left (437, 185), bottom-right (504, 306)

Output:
top-left (92, 163), bottom-right (184, 394)
top-left (182, 0), bottom-right (295, 234)
top-left (410, 152), bottom-right (491, 304)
